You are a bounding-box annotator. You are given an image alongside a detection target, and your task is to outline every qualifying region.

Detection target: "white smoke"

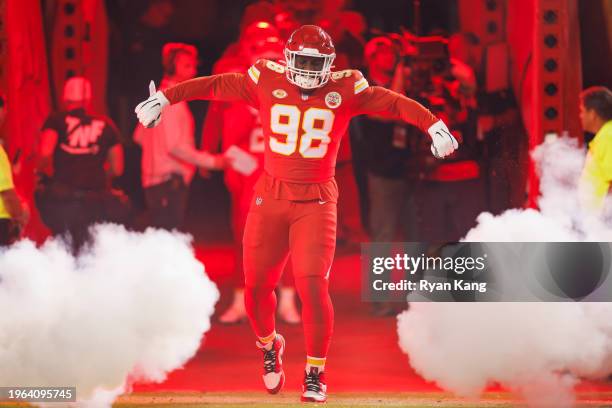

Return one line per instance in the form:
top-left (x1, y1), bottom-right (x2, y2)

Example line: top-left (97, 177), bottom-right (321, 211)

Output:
top-left (0, 224), bottom-right (219, 407)
top-left (398, 137), bottom-right (612, 407)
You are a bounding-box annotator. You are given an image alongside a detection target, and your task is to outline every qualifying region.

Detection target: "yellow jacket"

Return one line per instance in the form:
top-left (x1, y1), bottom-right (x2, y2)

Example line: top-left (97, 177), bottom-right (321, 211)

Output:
top-left (580, 120), bottom-right (612, 212)
top-left (0, 145), bottom-right (15, 219)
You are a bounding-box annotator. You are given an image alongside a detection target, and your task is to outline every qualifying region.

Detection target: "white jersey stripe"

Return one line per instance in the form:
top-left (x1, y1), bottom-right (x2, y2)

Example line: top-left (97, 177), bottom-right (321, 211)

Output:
top-left (354, 77), bottom-right (369, 94)
top-left (248, 66), bottom-right (260, 84)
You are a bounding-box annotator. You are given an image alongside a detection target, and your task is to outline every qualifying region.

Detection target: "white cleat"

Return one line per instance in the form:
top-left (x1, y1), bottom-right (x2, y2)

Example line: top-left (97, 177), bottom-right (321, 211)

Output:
top-left (301, 367), bottom-right (327, 403)
top-left (256, 334), bottom-right (285, 394)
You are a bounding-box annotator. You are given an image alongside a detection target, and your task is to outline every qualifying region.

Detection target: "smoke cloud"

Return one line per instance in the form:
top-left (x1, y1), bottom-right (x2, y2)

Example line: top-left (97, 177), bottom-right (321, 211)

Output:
top-left (398, 137), bottom-right (612, 407)
top-left (0, 224), bottom-right (219, 407)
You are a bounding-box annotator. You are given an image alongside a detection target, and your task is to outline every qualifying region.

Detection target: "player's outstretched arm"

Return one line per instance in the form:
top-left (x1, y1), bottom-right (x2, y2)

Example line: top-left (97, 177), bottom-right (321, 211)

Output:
top-left (353, 79), bottom-right (459, 158)
top-left (163, 73), bottom-right (256, 105)
top-left (135, 72), bottom-right (257, 128)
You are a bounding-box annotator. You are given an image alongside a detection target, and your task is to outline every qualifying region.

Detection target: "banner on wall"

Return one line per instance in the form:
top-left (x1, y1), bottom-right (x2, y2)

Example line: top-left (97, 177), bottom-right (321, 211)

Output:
top-left (6, 0), bottom-right (52, 241)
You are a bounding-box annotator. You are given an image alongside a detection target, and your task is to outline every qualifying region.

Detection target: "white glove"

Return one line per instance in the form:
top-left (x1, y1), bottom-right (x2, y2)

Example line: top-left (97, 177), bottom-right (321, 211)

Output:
top-left (428, 119), bottom-right (459, 159)
top-left (134, 81), bottom-right (169, 128)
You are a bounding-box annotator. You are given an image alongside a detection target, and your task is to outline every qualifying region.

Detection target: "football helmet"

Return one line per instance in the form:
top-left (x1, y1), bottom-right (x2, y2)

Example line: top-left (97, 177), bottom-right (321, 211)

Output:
top-left (284, 25), bottom-right (335, 89)
top-left (242, 21), bottom-right (284, 64)
top-left (241, 21), bottom-right (280, 58)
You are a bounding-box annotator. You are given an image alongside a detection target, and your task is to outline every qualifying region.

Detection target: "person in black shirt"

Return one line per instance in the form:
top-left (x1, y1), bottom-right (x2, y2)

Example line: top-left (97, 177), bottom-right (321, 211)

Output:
top-left (355, 37), bottom-right (419, 243)
top-left (36, 77), bottom-right (129, 252)
top-left (414, 36), bottom-right (484, 243)
top-left (351, 37), bottom-right (421, 316)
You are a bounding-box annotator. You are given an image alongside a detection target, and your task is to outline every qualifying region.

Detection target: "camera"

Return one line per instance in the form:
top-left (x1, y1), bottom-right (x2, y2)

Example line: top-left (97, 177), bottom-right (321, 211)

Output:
top-left (401, 35), bottom-right (452, 98)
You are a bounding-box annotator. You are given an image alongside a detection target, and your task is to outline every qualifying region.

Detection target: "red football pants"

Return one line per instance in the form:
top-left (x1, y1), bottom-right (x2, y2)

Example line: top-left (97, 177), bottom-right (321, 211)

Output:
top-left (243, 192), bottom-right (336, 358)
top-left (228, 173), bottom-right (294, 287)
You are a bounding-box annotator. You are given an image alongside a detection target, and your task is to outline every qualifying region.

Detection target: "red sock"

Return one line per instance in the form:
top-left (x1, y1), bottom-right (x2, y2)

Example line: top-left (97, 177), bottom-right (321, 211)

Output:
top-left (295, 276), bottom-right (334, 357)
top-left (244, 285), bottom-right (277, 338)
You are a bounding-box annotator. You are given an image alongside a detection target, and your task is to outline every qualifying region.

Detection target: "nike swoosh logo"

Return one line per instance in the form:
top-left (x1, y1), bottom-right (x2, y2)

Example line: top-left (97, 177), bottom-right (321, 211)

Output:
top-left (318, 200), bottom-right (327, 205)
top-left (140, 100), bottom-right (160, 110)
top-left (436, 129), bottom-right (457, 148)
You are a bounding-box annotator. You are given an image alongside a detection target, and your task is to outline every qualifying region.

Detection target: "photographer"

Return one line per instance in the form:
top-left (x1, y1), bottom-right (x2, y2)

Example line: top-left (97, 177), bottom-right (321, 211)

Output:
top-left (407, 36), bottom-right (484, 242)
top-left (356, 36), bottom-right (421, 243)
top-left (351, 37), bottom-right (423, 315)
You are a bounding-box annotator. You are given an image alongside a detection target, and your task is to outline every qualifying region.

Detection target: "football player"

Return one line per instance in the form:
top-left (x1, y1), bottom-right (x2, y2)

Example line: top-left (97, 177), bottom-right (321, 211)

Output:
top-left (135, 25), bottom-right (458, 403)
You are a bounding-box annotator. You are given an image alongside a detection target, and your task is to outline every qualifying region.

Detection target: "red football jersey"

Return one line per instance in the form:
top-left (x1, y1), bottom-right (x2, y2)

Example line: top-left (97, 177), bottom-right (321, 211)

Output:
top-left (164, 59), bottom-right (438, 201)
top-left (202, 102), bottom-right (265, 157)
top-left (202, 100), bottom-right (265, 188)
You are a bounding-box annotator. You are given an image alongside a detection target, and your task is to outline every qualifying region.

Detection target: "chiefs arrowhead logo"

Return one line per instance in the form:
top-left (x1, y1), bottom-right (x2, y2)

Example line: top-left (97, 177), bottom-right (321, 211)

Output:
top-left (325, 91), bottom-right (342, 109)
top-left (272, 89), bottom-right (288, 99)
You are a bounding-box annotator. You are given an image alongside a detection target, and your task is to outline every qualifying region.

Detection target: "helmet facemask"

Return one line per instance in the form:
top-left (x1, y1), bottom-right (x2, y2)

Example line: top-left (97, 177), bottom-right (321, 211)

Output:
top-left (284, 48), bottom-right (335, 89)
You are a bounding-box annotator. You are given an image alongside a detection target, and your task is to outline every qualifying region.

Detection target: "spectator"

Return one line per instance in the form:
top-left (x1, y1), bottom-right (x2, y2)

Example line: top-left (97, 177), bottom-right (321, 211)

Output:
top-left (36, 77), bottom-right (128, 252)
top-left (358, 37), bottom-right (417, 243)
top-left (318, 6), bottom-right (366, 69)
top-left (447, 33), bottom-right (478, 107)
top-left (578, 86), bottom-right (612, 214)
top-left (353, 37), bottom-right (419, 316)
top-left (133, 43), bottom-right (228, 230)
top-left (0, 95), bottom-right (29, 246)
top-left (218, 20), bottom-right (282, 69)
top-left (412, 44), bottom-right (484, 242)
top-left (109, 0), bottom-right (176, 211)
top-left (275, 0), bottom-right (322, 25)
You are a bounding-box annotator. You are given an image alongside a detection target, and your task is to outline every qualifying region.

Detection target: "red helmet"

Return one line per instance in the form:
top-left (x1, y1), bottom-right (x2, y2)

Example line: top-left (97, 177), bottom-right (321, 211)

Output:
top-left (250, 36), bottom-right (284, 64)
top-left (284, 25), bottom-right (335, 89)
top-left (240, 21), bottom-right (283, 64)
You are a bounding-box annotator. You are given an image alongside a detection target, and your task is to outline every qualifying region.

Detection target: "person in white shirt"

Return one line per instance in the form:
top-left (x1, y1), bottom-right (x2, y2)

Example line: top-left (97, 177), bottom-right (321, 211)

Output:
top-left (134, 43), bottom-right (227, 230)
